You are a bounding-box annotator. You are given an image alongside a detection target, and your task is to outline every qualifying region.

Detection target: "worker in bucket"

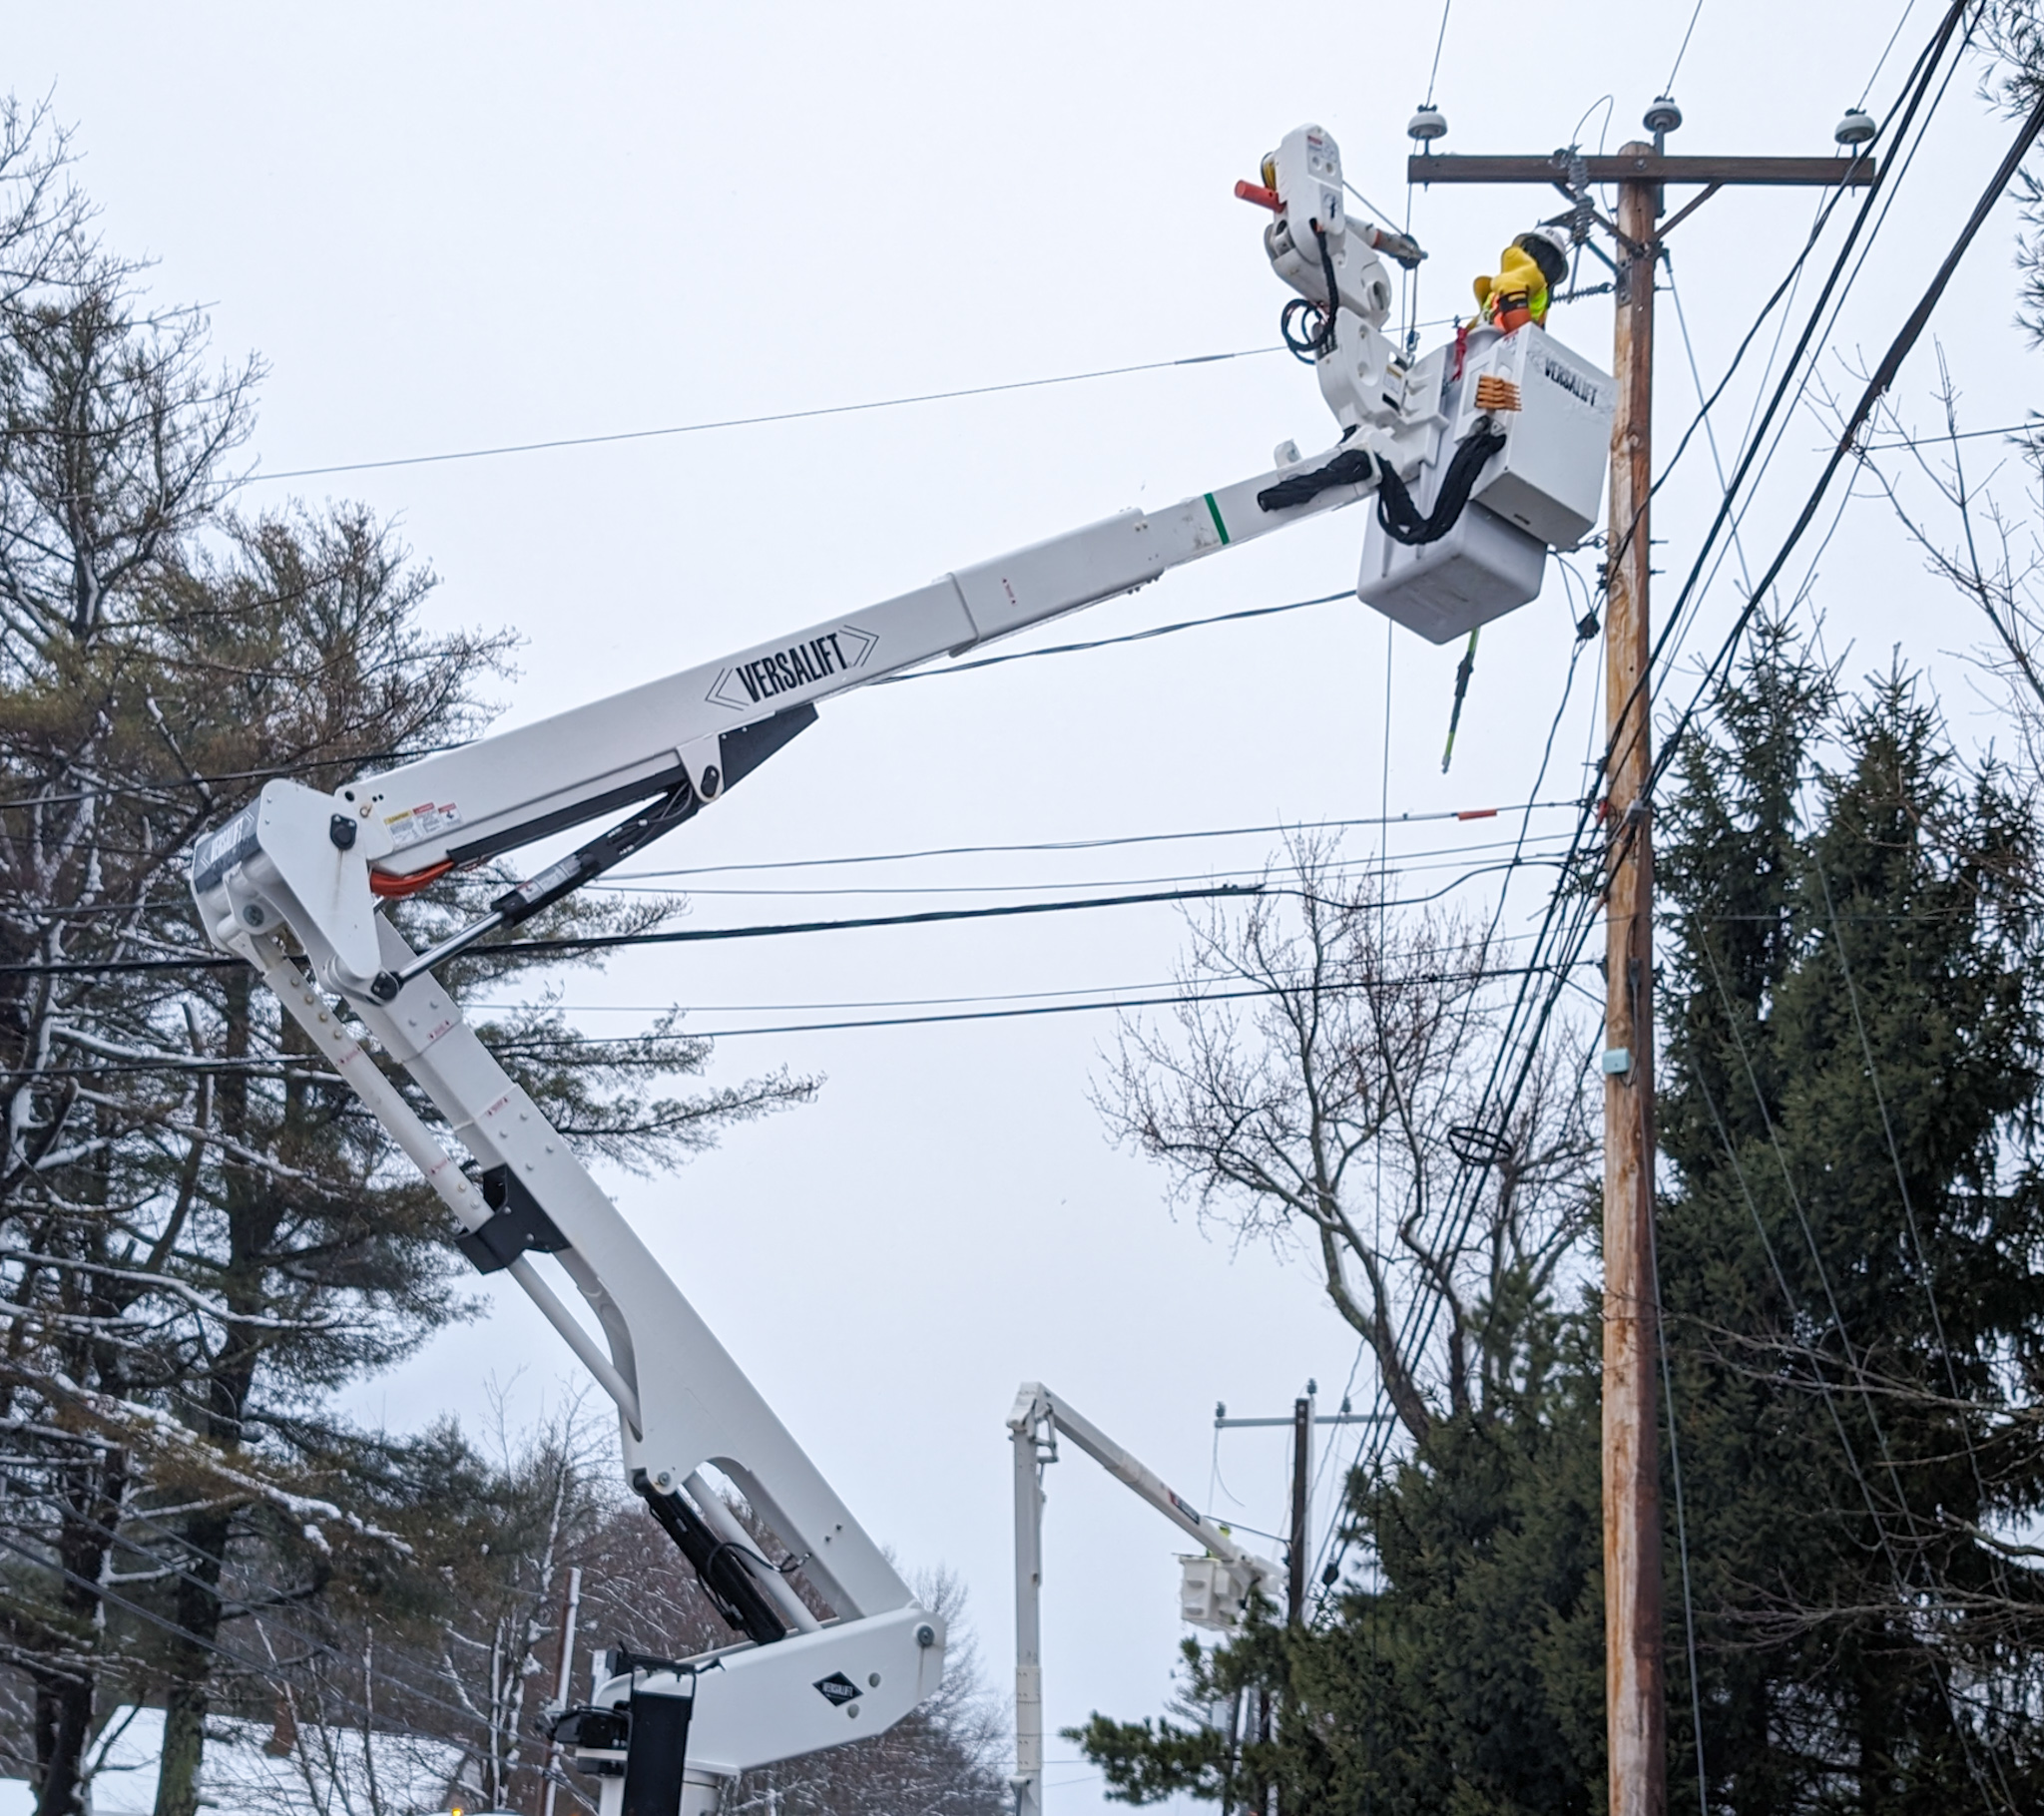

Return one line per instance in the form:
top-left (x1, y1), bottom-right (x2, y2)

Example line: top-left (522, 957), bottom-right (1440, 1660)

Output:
top-left (1472, 226), bottom-right (1571, 331)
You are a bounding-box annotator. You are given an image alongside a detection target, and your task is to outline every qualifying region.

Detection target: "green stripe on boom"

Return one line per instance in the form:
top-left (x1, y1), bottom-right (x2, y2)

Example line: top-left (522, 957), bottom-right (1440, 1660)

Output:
top-left (1204, 493), bottom-right (1230, 545)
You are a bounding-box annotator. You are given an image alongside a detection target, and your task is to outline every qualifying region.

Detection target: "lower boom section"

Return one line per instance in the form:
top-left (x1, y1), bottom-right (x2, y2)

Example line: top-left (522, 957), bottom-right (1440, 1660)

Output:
top-left (555, 1606), bottom-right (945, 1816)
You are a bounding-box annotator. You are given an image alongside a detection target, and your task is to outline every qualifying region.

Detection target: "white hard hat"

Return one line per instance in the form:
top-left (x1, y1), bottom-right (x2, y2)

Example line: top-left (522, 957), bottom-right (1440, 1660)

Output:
top-left (1515, 225), bottom-right (1572, 288)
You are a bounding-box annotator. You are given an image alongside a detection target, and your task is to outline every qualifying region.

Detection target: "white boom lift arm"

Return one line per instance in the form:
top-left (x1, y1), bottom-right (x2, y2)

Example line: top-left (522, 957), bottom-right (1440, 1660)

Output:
top-left (186, 124), bottom-right (1607, 1816)
top-left (1008, 1385), bottom-right (1276, 1816)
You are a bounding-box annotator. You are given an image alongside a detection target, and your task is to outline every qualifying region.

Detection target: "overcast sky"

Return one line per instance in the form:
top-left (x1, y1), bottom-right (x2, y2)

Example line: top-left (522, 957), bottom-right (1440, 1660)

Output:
top-left (6, 3), bottom-right (2033, 1808)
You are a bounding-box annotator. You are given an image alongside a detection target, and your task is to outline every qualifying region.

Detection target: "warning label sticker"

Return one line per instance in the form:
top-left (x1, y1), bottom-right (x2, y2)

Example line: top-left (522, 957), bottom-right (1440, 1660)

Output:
top-left (384, 800), bottom-right (463, 849)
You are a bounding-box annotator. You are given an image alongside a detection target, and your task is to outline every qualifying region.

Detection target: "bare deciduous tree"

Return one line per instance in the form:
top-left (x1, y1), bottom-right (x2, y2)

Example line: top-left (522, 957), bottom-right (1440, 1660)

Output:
top-left (1097, 839), bottom-right (1595, 1443)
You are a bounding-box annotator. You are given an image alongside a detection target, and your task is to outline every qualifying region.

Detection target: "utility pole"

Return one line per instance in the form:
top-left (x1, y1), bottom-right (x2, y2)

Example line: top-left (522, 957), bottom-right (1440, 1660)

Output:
top-left (1408, 125), bottom-right (1876, 1816)
top-left (1286, 1393), bottom-right (1311, 1623)
top-left (1602, 147), bottom-right (1664, 1816)
top-left (1212, 1394), bottom-right (1391, 1615)
top-left (540, 1565), bottom-right (583, 1816)
top-left (1012, 1410), bottom-right (1046, 1816)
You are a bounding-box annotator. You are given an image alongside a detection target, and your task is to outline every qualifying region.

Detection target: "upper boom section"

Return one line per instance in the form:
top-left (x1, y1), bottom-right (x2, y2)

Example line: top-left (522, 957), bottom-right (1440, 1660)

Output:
top-left (356, 454), bottom-right (1377, 886)
top-left (1010, 1382), bottom-right (1270, 1580)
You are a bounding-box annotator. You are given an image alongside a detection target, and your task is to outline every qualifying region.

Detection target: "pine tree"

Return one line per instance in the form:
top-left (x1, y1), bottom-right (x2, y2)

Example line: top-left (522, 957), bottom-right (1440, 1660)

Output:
top-left (1656, 630), bottom-right (2044, 1809)
top-left (0, 104), bottom-right (815, 1816)
top-left (1076, 628), bottom-right (2044, 1814)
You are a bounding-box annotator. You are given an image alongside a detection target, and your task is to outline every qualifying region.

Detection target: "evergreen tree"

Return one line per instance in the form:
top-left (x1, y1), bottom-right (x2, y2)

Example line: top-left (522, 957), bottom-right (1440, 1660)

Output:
top-left (1655, 629), bottom-right (2044, 1809)
top-left (1077, 627), bottom-right (2044, 1814)
top-left (0, 103), bottom-right (815, 1816)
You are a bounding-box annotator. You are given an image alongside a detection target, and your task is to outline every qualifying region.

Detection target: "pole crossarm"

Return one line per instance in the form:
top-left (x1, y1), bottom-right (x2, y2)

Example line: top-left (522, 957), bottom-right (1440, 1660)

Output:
top-left (1408, 152), bottom-right (1877, 189)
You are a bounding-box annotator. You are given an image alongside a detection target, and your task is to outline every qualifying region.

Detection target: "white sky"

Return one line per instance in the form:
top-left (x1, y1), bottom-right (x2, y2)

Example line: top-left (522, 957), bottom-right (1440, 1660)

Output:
top-left (6, 3), bottom-right (2034, 1809)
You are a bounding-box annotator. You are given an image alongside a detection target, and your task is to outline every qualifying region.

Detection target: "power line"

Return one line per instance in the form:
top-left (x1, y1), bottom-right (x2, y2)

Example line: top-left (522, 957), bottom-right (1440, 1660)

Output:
top-left (1316, 95), bottom-right (1894, 1546)
top-left (1312, 0), bottom-right (2003, 1621)
top-left (0, 578), bottom-right (1562, 819)
top-left (488, 962), bottom-right (1597, 1045)
top-left (1, 1489), bottom-right (501, 1738)
top-left (610, 800), bottom-right (1577, 883)
top-left (1606, 0), bottom-right (1970, 818)
top-left (476, 932), bottom-right (1563, 1020)
top-left (1421, 0), bottom-right (1454, 106)
top-left (593, 833), bottom-right (1581, 900)
top-left (0, 820), bottom-right (1581, 920)
top-left (0, 1528), bottom-right (474, 1761)
top-left (1312, 78), bottom-right (1911, 1500)
top-left (241, 346), bottom-right (1284, 483)
top-left (23, 931), bottom-right (1576, 1075)
top-left (872, 590), bottom-right (1351, 683)
top-left (1327, 59), bottom-right (1928, 1560)
top-left (1861, 0), bottom-right (1924, 109)
top-left (1859, 419), bottom-right (2039, 448)
top-left (1687, 918), bottom-right (2007, 1809)
top-left (4, 848), bottom-right (1571, 990)
top-left (1650, 59), bottom-right (2044, 806)
top-left (1664, 0), bottom-right (1707, 95)
top-left (0, 740), bottom-right (467, 811)
top-left (0, 883), bottom-right (1263, 980)
top-left (1806, 846), bottom-right (2013, 1563)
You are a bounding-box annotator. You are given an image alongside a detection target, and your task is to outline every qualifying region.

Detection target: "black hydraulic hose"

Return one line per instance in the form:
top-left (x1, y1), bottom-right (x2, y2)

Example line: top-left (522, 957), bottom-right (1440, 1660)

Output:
top-left (1256, 446), bottom-right (1376, 512)
top-left (1373, 422), bottom-right (1507, 547)
top-left (1254, 419), bottom-right (1507, 549)
top-left (1313, 221), bottom-right (1340, 352)
top-left (634, 1469), bottom-right (789, 1646)
top-left (1279, 221), bottom-right (1344, 362)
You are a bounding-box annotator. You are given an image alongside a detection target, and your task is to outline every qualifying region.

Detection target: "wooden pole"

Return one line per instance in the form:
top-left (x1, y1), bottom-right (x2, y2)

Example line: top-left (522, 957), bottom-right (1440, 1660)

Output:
top-left (1286, 1395), bottom-right (1310, 1624)
top-left (1402, 133), bottom-right (1870, 1816)
top-left (1603, 144), bottom-right (1665, 1816)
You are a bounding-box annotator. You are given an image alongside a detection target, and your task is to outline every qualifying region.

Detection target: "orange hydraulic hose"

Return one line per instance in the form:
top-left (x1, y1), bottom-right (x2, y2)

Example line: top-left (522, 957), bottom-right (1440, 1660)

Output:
top-left (369, 860), bottom-right (452, 899)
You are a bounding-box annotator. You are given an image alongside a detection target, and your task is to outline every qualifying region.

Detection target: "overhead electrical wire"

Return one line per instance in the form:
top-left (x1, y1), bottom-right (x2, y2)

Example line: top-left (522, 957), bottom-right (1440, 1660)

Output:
top-left (1807, 848), bottom-right (2012, 1572)
top-left (1, 1489), bottom-right (506, 1738)
top-left (484, 961), bottom-right (1596, 1046)
top-left (1597, 0), bottom-right (1971, 833)
top-left (1663, 0), bottom-right (1707, 96)
top-left (1315, 1), bottom-right (1976, 1609)
top-left (1861, 0), bottom-right (1925, 109)
top-left (609, 799), bottom-right (1575, 883)
top-left (0, 818), bottom-right (1583, 920)
top-left (241, 346), bottom-right (1285, 483)
top-left (873, 590), bottom-right (1351, 683)
top-left (0, 885), bottom-right (1260, 981)
top-left (475, 927), bottom-right (1564, 1020)
top-left (1689, 918), bottom-right (2008, 1809)
top-left (11, 18), bottom-right (2002, 1737)
top-left (0, 586), bottom-right (1556, 818)
top-left (591, 832), bottom-right (1582, 900)
top-left (1648, 58), bottom-right (2044, 809)
top-left (4, 36), bottom-right (2002, 1807)
top-left (20, 958), bottom-right (1601, 1076)
top-left (1858, 418), bottom-right (2040, 448)
top-left (1421, 0), bottom-right (1453, 110)
top-left (0, 1528), bottom-right (481, 1762)
top-left (1609, 139), bottom-right (1883, 715)
top-left (1333, 38), bottom-right (2027, 1747)
top-left (1628, 0), bottom-right (1966, 686)
top-left (3, 849), bottom-right (1568, 988)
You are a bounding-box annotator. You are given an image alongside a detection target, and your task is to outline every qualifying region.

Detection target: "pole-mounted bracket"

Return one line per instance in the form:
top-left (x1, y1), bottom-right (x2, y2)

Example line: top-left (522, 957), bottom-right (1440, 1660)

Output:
top-left (456, 1165), bottom-right (571, 1274)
